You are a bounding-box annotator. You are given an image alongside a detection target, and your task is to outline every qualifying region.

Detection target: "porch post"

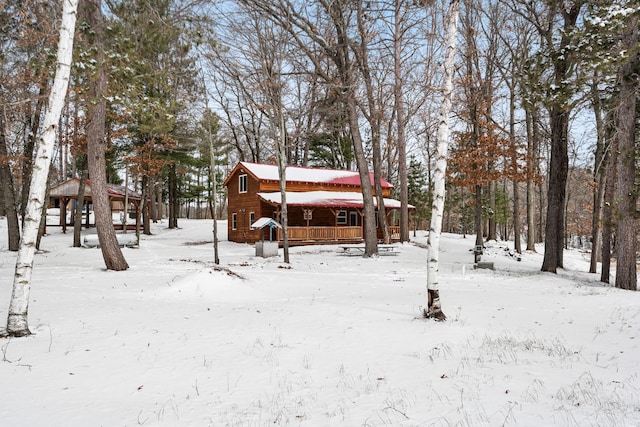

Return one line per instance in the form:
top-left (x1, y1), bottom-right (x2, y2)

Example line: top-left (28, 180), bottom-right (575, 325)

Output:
top-left (330, 208), bottom-right (337, 240)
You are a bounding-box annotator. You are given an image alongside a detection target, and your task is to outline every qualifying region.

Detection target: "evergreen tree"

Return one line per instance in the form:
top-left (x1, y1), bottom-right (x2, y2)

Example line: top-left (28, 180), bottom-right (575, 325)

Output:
top-left (106, 0), bottom-right (212, 228)
top-left (407, 156), bottom-right (431, 231)
top-left (307, 132), bottom-right (354, 170)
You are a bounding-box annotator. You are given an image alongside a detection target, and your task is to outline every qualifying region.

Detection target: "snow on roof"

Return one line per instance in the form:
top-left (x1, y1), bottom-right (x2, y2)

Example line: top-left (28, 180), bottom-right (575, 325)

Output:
top-left (239, 162), bottom-right (393, 188)
top-left (49, 178), bottom-right (142, 199)
top-left (250, 217), bottom-right (282, 229)
top-left (257, 191), bottom-right (412, 209)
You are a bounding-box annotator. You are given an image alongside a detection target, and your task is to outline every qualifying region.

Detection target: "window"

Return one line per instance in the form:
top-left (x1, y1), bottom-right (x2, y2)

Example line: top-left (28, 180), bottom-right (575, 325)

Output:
top-left (239, 174), bottom-right (248, 193)
top-left (232, 213), bottom-right (237, 230)
top-left (249, 212), bottom-right (255, 226)
top-left (337, 210), bottom-right (347, 224)
top-left (349, 211), bottom-right (358, 226)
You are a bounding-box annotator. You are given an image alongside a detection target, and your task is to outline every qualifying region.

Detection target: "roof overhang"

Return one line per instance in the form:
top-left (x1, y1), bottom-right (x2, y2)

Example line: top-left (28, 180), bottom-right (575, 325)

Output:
top-left (49, 178), bottom-right (142, 201)
top-left (257, 191), bottom-right (414, 210)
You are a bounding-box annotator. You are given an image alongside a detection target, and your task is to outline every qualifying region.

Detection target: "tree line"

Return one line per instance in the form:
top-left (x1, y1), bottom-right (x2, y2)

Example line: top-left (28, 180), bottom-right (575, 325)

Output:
top-left (1, 0), bottom-right (638, 334)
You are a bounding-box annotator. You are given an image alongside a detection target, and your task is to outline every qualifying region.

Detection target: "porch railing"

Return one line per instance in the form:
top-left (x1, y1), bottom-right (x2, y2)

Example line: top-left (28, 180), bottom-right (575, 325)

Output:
top-left (279, 226), bottom-right (362, 241)
top-left (277, 225), bottom-right (402, 242)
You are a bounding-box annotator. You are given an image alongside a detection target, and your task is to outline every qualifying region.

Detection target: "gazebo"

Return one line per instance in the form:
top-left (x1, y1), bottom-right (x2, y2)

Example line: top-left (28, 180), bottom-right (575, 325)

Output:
top-left (46, 178), bottom-right (143, 233)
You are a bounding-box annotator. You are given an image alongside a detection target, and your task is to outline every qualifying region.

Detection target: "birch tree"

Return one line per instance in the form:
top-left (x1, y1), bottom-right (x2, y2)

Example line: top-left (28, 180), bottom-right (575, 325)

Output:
top-left (424, 0), bottom-right (459, 321)
top-left (5, 0), bottom-right (79, 337)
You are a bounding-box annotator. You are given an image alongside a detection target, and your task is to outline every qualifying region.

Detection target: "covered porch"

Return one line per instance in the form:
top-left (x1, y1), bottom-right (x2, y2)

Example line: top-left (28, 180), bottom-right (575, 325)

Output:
top-left (259, 191), bottom-right (407, 244)
top-left (281, 225), bottom-right (401, 243)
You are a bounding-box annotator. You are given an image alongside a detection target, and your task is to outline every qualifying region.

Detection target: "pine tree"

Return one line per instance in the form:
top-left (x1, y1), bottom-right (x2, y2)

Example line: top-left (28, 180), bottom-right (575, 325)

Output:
top-left (407, 156), bottom-right (431, 231)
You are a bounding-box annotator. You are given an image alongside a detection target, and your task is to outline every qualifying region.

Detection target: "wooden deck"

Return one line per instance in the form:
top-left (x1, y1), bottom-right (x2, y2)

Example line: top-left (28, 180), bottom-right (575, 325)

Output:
top-left (281, 226), bottom-right (361, 242)
top-left (277, 226), bottom-right (401, 244)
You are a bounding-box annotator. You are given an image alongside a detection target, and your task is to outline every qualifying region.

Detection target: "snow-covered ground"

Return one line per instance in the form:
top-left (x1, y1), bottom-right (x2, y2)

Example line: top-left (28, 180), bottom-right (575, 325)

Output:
top-left (0, 219), bottom-right (638, 427)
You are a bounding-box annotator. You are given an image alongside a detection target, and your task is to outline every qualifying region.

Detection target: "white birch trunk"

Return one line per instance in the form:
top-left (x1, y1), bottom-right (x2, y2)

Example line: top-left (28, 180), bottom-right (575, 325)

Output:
top-left (5, 0), bottom-right (79, 337)
top-left (425, 0), bottom-right (459, 321)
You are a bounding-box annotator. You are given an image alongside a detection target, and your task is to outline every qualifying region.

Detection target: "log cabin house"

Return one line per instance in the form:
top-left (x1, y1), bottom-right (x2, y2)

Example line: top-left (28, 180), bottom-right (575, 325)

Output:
top-left (223, 162), bottom-right (410, 244)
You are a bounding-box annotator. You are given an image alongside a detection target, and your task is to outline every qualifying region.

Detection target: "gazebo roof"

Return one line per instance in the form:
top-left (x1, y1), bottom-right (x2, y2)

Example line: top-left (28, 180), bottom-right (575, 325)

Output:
top-left (49, 178), bottom-right (142, 200)
top-left (224, 162), bottom-right (394, 189)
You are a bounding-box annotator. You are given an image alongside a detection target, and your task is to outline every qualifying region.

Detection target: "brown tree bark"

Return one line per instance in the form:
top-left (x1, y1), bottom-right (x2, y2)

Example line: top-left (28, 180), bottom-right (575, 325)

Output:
top-left (394, 0), bottom-right (409, 243)
top-left (541, 107), bottom-right (569, 272)
top-left (0, 107), bottom-right (20, 251)
top-left (354, 1), bottom-right (389, 245)
top-left (525, 109), bottom-right (537, 251)
top-left (20, 83), bottom-right (47, 224)
top-left (73, 166), bottom-right (88, 247)
top-left (540, 2), bottom-right (583, 273)
top-left (613, 14), bottom-right (638, 291)
top-left (82, 0), bottom-right (128, 271)
top-left (601, 137), bottom-right (617, 284)
top-left (589, 75), bottom-right (607, 274)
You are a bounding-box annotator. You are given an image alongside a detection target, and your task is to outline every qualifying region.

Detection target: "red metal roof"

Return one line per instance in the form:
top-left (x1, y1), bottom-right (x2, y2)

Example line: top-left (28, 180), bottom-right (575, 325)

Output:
top-left (225, 162), bottom-right (394, 189)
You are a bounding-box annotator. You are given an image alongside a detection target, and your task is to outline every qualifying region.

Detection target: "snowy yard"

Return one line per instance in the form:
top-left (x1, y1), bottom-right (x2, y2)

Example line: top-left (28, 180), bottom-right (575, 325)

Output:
top-left (0, 219), bottom-right (638, 426)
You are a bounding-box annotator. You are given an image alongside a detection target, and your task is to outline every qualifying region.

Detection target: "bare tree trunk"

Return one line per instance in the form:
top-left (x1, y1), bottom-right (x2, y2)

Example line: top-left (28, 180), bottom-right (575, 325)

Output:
top-left (168, 165), bottom-right (178, 228)
top-left (525, 109), bottom-right (537, 252)
top-left (394, 0), bottom-right (409, 243)
top-left (425, 0), bottom-right (459, 321)
top-left (0, 106), bottom-right (20, 251)
top-left (155, 181), bottom-right (163, 221)
top-left (149, 176), bottom-right (157, 222)
top-left (142, 175), bottom-right (151, 235)
top-left (354, 2), bottom-right (389, 245)
top-left (601, 134), bottom-right (617, 284)
top-left (474, 185), bottom-right (483, 248)
top-left (345, 96), bottom-right (378, 256)
top-left (83, 0), bottom-right (128, 271)
top-left (207, 131), bottom-right (220, 265)
top-left (276, 112), bottom-right (290, 263)
top-left (510, 96), bottom-right (521, 254)
top-left (330, 2), bottom-right (378, 256)
top-left (540, 3), bottom-right (583, 273)
top-left (73, 166), bottom-right (88, 247)
top-left (5, 0), bottom-right (79, 337)
top-left (541, 106), bottom-right (569, 272)
top-left (613, 15), bottom-right (638, 291)
top-left (589, 75), bottom-right (607, 273)
top-left (20, 83), bottom-right (46, 224)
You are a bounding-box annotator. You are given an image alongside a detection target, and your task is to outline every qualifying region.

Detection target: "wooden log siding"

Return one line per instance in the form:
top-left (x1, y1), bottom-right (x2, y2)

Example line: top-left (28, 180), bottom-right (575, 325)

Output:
top-left (226, 171), bottom-right (264, 243)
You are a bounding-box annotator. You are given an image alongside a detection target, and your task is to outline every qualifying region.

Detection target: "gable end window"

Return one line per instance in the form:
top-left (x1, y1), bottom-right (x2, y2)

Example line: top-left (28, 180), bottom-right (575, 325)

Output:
top-left (239, 174), bottom-right (248, 193)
